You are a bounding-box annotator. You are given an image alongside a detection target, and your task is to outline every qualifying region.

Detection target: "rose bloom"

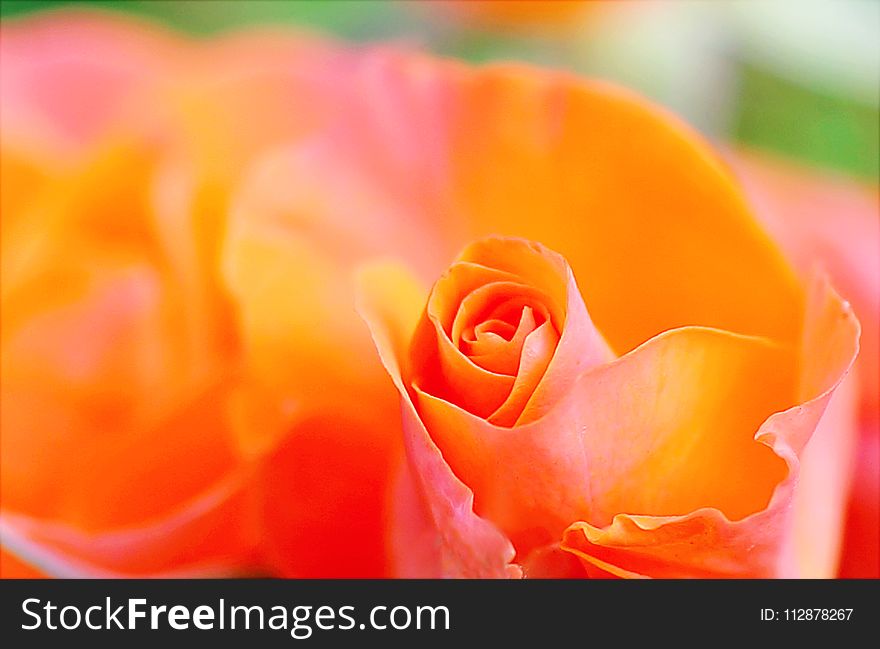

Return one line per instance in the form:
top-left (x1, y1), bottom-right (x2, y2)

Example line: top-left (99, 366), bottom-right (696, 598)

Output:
top-left (361, 237), bottom-right (856, 577)
top-left (1, 12), bottom-right (405, 578)
top-left (430, 0), bottom-right (880, 579)
top-left (0, 12), bottom-right (873, 578)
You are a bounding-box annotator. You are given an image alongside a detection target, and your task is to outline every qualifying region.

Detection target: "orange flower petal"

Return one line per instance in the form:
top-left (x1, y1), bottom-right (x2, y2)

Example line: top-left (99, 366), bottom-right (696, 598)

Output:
top-left (1, 139), bottom-right (240, 528)
top-left (0, 471), bottom-right (255, 577)
top-left (415, 323), bottom-right (796, 558)
top-left (253, 408), bottom-right (400, 578)
top-left (731, 149), bottom-right (879, 425)
top-left (1, 546), bottom-right (46, 579)
top-left (291, 51), bottom-right (804, 353)
top-left (222, 147), bottom-right (413, 576)
top-left (357, 262), bottom-right (519, 578)
top-left (449, 69), bottom-right (804, 352)
top-left (488, 318), bottom-right (558, 427)
top-left (561, 275), bottom-right (859, 577)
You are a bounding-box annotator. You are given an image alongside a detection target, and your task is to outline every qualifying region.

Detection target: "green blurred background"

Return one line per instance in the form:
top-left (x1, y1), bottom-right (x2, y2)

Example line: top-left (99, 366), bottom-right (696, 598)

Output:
top-left (2, 0), bottom-right (878, 182)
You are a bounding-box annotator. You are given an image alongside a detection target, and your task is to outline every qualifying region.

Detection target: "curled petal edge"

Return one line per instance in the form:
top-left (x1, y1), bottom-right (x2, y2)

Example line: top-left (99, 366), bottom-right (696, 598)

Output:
top-left (561, 273), bottom-right (860, 578)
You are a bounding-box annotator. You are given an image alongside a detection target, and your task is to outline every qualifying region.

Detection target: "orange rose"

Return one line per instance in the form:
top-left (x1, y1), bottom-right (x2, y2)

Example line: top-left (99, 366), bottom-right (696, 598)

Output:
top-left (361, 233), bottom-right (858, 577)
top-left (339, 59), bottom-right (861, 577)
top-left (1, 11), bottom-right (867, 580)
top-left (0, 12), bottom-right (403, 577)
top-left (419, 0), bottom-right (879, 577)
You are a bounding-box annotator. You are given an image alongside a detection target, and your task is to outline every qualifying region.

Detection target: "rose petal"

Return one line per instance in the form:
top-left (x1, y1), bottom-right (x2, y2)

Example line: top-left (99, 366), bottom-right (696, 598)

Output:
top-left (561, 274), bottom-right (859, 577)
top-left (0, 470), bottom-right (255, 577)
top-left (731, 149), bottom-right (879, 417)
top-left (416, 324), bottom-right (797, 557)
top-left (730, 150), bottom-right (880, 577)
top-left (288, 51), bottom-right (804, 353)
top-left (839, 430), bottom-right (880, 578)
top-left (465, 305), bottom-right (539, 374)
top-left (488, 320), bottom-right (559, 427)
top-left (0, 138), bottom-right (241, 527)
top-left (0, 546), bottom-right (46, 578)
top-left (781, 365), bottom-right (859, 577)
top-left (0, 10), bottom-right (177, 156)
top-left (222, 150), bottom-right (410, 576)
top-left (253, 408), bottom-right (401, 578)
top-left (357, 262), bottom-right (520, 578)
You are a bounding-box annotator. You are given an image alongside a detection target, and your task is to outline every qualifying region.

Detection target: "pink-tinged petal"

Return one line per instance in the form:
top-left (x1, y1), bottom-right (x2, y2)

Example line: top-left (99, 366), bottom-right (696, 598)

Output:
top-left (782, 366), bottom-right (859, 577)
top-left (0, 470), bottom-right (257, 577)
top-left (1, 546), bottom-right (47, 578)
top-left (149, 33), bottom-right (357, 184)
top-left (729, 150), bottom-right (879, 577)
top-left (294, 51), bottom-right (804, 354)
top-left (0, 11), bottom-right (178, 155)
top-left (386, 457), bottom-right (445, 578)
top-left (357, 262), bottom-right (520, 578)
top-left (561, 275), bottom-right (859, 577)
top-left (730, 149), bottom-right (879, 426)
top-left (838, 429), bottom-right (880, 578)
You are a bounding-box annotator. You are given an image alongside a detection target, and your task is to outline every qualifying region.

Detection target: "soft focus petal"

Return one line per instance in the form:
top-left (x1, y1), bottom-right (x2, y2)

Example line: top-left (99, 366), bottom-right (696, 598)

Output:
top-left (2, 13), bottom-right (398, 577)
top-left (0, 469), bottom-right (255, 577)
top-left (1, 34), bottom-right (244, 571)
top-left (838, 431), bottom-right (880, 578)
top-left (222, 148), bottom-right (412, 576)
top-left (1, 546), bottom-right (46, 578)
top-left (1, 139), bottom-right (239, 528)
top-left (0, 11), bottom-right (177, 156)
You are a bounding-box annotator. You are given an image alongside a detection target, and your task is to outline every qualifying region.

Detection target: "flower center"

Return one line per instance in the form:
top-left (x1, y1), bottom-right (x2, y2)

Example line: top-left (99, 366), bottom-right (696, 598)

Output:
top-left (412, 246), bottom-right (571, 424)
top-left (445, 281), bottom-right (555, 380)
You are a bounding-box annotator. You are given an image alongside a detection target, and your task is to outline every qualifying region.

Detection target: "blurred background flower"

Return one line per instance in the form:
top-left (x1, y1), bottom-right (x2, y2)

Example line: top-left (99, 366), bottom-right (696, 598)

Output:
top-left (1, 0), bottom-right (877, 577)
top-left (4, 0), bottom-right (876, 179)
